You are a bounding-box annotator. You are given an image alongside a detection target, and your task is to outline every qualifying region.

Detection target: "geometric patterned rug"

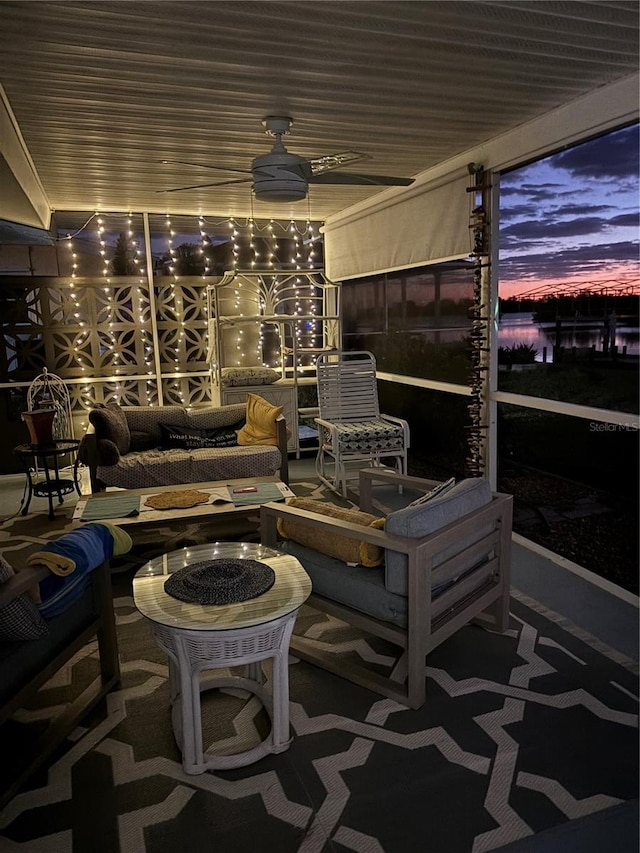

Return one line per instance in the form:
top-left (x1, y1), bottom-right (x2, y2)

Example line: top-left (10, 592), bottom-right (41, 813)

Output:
top-left (0, 481), bottom-right (638, 852)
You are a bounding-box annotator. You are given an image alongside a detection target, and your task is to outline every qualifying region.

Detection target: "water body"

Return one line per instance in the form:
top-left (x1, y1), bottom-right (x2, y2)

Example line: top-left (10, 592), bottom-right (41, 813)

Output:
top-left (498, 312), bottom-right (639, 362)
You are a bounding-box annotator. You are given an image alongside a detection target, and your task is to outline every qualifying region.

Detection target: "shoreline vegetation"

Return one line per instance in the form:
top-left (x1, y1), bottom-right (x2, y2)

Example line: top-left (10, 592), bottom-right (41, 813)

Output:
top-left (499, 293), bottom-right (639, 324)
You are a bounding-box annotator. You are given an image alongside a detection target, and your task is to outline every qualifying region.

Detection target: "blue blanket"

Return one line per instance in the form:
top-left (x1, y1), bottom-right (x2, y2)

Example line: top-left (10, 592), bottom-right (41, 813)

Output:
top-left (29, 524), bottom-right (130, 618)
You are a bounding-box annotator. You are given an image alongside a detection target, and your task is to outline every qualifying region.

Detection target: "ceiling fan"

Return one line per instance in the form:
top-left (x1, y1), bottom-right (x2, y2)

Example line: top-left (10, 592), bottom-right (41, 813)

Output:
top-left (158, 116), bottom-right (414, 202)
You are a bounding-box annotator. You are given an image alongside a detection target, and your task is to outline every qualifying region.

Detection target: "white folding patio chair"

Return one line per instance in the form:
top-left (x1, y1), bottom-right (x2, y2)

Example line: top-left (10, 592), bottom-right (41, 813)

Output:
top-left (314, 350), bottom-right (410, 497)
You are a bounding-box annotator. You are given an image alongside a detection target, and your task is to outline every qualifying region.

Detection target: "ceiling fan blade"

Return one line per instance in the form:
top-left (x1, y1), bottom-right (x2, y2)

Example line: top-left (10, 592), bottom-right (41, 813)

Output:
top-left (160, 159), bottom-right (253, 176)
top-left (308, 172), bottom-right (414, 186)
top-left (156, 178), bottom-right (252, 194)
top-left (307, 151), bottom-right (370, 175)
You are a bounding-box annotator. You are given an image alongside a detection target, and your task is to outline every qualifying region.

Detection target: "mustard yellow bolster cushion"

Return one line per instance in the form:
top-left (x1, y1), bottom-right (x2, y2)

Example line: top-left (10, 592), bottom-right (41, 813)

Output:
top-left (236, 393), bottom-right (284, 446)
top-left (276, 497), bottom-right (385, 567)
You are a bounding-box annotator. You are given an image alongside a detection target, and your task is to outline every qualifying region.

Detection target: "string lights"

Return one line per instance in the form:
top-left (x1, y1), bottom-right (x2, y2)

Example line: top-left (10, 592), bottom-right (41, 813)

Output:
top-left (55, 212), bottom-right (320, 257)
top-left (228, 217), bottom-right (240, 269)
top-left (165, 215), bottom-right (178, 281)
top-left (64, 234), bottom-right (91, 432)
top-left (95, 215), bottom-right (122, 398)
top-left (125, 214), bottom-right (155, 405)
top-left (43, 212), bottom-right (325, 413)
top-left (249, 217), bottom-right (259, 267)
top-left (66, 236), bottom-right (88, 371)
top-left (199, 216), bottom-right (211, 277)
top-left (306, 221), bottom-right (316, 268)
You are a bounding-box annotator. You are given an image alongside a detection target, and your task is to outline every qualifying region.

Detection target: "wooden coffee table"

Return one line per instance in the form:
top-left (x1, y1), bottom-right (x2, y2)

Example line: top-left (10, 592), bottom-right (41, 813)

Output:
top-left (72, 476), bottom-right (294, 529)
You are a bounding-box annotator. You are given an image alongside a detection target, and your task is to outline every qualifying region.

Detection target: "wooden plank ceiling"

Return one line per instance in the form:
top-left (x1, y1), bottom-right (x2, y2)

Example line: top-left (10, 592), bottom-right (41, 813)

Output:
top-left (0, 0), bottom-right (637, 222)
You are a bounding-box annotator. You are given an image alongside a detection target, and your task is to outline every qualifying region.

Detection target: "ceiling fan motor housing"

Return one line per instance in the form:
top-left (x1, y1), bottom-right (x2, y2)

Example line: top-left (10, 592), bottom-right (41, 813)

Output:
top-left (251, 151), bottom-right (309, 202)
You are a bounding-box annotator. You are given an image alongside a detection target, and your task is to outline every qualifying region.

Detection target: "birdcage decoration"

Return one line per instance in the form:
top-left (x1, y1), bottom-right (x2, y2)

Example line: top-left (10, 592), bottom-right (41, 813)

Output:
top-left (26, 368), bottom-right (74, 442)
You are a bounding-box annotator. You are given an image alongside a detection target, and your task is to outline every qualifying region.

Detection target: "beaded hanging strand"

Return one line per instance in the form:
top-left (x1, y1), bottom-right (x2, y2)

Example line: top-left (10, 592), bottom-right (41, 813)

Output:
top-left (465, 165), bottom-right (491, 478)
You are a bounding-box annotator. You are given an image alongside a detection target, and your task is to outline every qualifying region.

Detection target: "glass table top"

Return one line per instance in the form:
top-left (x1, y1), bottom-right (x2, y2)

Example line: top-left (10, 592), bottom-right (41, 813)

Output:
top-left (133, 541), bottom-right (312, 631)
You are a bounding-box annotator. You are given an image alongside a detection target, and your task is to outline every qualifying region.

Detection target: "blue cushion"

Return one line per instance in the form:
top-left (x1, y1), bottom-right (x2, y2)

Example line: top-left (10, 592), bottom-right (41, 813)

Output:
top-left (384, 478), bottom-right (493, 596)
top-left (279, 541), bottom-right (409, 628)
top-left (279, 534), bottom-right (495, 629)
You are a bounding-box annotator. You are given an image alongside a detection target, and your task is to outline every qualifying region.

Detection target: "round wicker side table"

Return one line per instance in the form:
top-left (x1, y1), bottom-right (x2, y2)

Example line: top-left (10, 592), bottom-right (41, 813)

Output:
top-left (133, 541), bottom-right (311, 774)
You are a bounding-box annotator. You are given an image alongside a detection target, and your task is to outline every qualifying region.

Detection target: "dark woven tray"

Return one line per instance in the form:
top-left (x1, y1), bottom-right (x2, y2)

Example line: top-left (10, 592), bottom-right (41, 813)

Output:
top-left (164, 558), bottom-right (275, 605)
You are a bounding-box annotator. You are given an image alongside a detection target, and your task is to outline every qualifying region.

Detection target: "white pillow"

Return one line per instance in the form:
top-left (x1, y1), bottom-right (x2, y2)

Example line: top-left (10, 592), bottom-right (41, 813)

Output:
top-left (408, 477), bottom-right (456, 507)
top-left (220, 366), bottom-right (280, 387)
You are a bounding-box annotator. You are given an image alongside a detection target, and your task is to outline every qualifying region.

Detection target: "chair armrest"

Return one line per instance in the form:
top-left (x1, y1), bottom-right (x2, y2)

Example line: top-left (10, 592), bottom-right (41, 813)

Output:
top-left (379, 413), bottom-right (410, 447)
top-left (0, 565), bottom-right (48, 607)
top-left (358, 468), bottom-right (442, 513)
top-left (275, 415), bottom-right (289, 485)
top-left (314, 416), bottom-right (337, 429)
top-left (79, 426), bottom-right (122, 492)
top-left (79, 432), bottom-right (102, 493)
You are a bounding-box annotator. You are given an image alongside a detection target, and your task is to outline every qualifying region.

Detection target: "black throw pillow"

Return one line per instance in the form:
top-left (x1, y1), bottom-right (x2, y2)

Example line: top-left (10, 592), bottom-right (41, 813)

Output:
top-left (158, 422), bottom-right (242, 450)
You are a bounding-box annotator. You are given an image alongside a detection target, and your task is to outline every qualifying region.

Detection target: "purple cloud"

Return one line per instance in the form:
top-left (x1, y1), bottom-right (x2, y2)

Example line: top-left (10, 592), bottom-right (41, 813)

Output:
top-left (553, 124), bottom-right (639, 180)
top-left (500, 240), bottom-right (639, 281)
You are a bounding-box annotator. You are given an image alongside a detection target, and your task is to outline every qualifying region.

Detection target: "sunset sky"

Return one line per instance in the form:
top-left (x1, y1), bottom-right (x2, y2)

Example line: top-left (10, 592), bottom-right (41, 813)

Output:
top-left (498, 123), bottom-right (639, 301)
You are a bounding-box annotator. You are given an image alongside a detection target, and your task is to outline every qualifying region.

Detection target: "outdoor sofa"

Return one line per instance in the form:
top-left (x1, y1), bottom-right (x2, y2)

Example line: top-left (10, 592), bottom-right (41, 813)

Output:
top-left (80, 396), bottom-right (289, 493)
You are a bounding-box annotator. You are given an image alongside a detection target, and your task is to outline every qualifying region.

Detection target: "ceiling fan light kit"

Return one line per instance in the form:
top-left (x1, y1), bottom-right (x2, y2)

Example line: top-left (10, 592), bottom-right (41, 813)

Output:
top-left (159, 116), bottom-right (414, 203)
top-left (262, 115), bottom-right (294, 137)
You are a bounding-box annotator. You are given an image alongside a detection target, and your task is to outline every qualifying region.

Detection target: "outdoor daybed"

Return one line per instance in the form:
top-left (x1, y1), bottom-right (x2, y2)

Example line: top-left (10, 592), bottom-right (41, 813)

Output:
top-left (80, 395), bottom-right (289, 493)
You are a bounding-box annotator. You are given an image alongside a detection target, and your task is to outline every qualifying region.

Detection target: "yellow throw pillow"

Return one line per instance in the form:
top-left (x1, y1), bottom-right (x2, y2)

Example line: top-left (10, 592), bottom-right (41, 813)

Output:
top-left (236, 393), bottom-right (283, 446)
top-left (276, 497), bottom-right (385, 567)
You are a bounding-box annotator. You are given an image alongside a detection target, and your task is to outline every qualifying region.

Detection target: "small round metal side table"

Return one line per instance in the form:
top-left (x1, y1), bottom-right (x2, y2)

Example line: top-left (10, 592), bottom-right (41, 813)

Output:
top-left (14, 438), bottom-right (82, 519)
top-left (133, 541), bottom-right (311, 774)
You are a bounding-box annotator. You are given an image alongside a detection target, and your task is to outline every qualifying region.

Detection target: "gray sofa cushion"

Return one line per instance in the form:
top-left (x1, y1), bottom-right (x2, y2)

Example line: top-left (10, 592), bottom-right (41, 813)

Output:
top-left (221, 366), bottom-right (280, 387)
top-left (278, 538), bottom-right (497, 629)
top-left (122, 406), bottom-right (187, 445)
top-left (384, 478), bottom-right (493, 596)
top-left (96, 444), bottom-right (281, 490)
top-left (187, 404), bottom-right (247, 431)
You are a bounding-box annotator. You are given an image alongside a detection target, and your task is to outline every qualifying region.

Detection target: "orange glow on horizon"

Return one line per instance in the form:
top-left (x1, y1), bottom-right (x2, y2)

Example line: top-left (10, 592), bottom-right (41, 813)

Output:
top-left (499, 264), bottom-right (640, 301)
